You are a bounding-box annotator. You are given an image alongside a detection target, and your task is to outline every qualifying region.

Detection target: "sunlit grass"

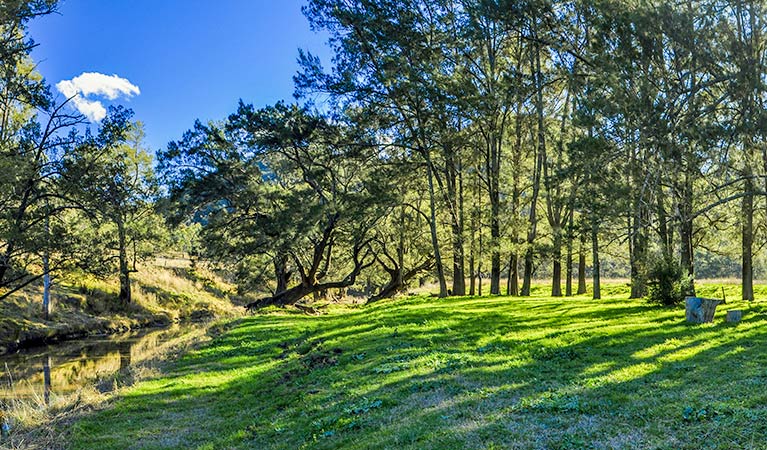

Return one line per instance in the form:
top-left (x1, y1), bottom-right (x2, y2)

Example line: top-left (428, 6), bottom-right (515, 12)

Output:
top-left (64, 283), bottom-right (767, 449)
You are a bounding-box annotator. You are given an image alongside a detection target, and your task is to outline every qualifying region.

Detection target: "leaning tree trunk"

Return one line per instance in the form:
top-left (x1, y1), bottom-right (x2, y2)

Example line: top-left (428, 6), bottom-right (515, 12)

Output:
top-left (367, 259), bottom-right (434, 304)
top-left (246, 237), bottom-right (373, 310)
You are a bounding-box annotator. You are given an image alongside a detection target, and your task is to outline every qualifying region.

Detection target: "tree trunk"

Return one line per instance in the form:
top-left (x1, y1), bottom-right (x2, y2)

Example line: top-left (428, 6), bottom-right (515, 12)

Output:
top-left (508, 253), bottom-right (519, 296)
top-left (368, 259), bottom-right (434, 304)
top-left (274, 254), bottom-right (290, 294)
top-left (565, 211), bottom-right (574, 297)
top-left (453, 157), bottom-right (466, 295)
top-left (577, 228), bottom-right (587, 294)
top-left (742, 176), bottom-right (754, 301)
top-left (478, 228), bottom-right (483, 296)
top-left (248, 240), bottom-right (372, 310)
top-left (489, 132), bottom-right (501, 295)
top-left (657, 183), bottom-right (671, 261)
top-left (468, 254), bottom-right (476, 296)
top-left (117, 220), bottom-right (131, 306)
top-left (629, 213), bottom-right (647, 299)
top-left (452, 221), bottom-right (466, 296)
top-left (551, 227), bottom-right (562, 297)
top-left (679, 175), bottom-right (695, 284)
top-left (522, 30), bottom-right (545, 297)
top-left (426, 161), bottom-right (448, 297)
top-left (43, 252), bottom-right (50, 320)
top-left (442, 147), bottom-right (466, 297)
top-left (591, 218), bottom-right (601, 300)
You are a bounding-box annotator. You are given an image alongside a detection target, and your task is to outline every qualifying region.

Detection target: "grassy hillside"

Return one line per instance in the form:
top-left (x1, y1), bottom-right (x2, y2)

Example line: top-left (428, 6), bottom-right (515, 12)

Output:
top-left (65, 285), bottom-right (767, 449)
top-left (0, 261), bottom-right (242, 352)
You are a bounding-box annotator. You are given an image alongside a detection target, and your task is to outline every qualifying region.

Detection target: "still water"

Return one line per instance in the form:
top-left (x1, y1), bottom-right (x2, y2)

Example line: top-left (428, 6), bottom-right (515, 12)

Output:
top-left (0, 323), bottom-right (208, 405)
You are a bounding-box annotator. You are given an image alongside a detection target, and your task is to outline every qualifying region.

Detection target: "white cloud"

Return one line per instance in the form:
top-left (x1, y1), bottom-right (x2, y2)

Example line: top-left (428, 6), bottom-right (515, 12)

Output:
top-left (56, 72), bottom-right (140, 122)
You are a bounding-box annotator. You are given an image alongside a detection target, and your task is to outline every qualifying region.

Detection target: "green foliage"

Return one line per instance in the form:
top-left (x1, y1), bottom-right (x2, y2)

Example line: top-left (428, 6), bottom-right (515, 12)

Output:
top-left (646, 256), bottom-right (693, 306)
top-left (160, 102), bottom-right (396, 301)
top-left (60, 110), bottom-right (165, 304)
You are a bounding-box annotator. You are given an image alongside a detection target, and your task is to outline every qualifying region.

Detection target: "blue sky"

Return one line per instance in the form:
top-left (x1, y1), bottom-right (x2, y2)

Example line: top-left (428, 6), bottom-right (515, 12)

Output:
top-left (28, 0), bottom-right (332, 152)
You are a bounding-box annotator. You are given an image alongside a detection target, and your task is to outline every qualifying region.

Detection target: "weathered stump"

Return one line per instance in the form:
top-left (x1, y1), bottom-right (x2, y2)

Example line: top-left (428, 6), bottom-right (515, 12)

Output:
top-left (726, 309), bottom-right (743, 323)
top-left (685, 297), bottom-right (723, 323)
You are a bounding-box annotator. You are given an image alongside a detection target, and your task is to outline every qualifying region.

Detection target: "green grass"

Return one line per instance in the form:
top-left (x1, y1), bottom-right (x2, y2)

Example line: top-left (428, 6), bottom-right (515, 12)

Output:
top-left (67, 285), bottom-right (767, 449)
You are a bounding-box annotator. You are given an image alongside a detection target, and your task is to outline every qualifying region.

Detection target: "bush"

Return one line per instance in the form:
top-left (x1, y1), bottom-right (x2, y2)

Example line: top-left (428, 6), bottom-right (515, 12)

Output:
top-left (647, 256), bottom-right (694, 306)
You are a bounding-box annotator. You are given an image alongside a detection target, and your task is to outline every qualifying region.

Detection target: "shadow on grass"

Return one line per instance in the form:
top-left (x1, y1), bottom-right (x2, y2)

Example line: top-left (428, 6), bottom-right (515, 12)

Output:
top-left (66, 294), bottom-right (767, 450)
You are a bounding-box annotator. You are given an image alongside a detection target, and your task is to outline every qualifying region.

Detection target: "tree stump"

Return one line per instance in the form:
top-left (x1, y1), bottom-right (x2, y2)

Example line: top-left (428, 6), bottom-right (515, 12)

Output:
top-left (726, 310), bottom-right (743, 323)
top-left (685, 297), bottom-right (723, 323)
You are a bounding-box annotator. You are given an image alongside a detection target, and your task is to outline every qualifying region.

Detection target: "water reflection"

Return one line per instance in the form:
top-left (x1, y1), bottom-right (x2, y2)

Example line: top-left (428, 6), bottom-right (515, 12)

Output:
top-left (0, 324), bottom-right (205, 403)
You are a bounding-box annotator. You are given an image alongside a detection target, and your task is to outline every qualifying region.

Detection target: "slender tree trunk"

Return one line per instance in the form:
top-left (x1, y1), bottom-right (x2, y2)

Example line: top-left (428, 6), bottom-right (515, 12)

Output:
top-left (42, 200), bottom-right (51, 319)
top-left (43, 254), bottom-right (50, 320)
top-left (565, 210), bottom-right (574, 297)
top-left (657, 183), bottom-right (671, 260)
top-left (451, 222), bottom-right (465, 296)
top-left (469, 176), bottom-right (478, 296)
top-left (426, 161), bottom-right (448, 297)
top-left (469, 254), bottom-right (476, 296)
top-left (478, 228), bottom-right (483, 297)
top-left (455, 157), bottom-right (466, 295)
top-left (489, 133), bottom-right (501, 295)
top-left (508, 44), bottom-right (524, 298)
top-left (577, 227), bottom-right (587, 294)
top-left (522, 36), bottom-right (545, 296)
top-left (397, 203), bottom-right (406, 288)
top-left (743, 175), bottom-right (754, 301)
top-left (591, 218), bottom-right (601, 300)
top-left (545, 84), bottom-right (571, 298)
top-left (629, 167), bottom-right (648, 299)
top-left (444, 148), bottom-right (466, 296)
top-left (679, 174), bottom-right (695, 296)
top-left (551, 227), bottom-right (562, 296)
top-left (117, 220), bottom-right (131, 306)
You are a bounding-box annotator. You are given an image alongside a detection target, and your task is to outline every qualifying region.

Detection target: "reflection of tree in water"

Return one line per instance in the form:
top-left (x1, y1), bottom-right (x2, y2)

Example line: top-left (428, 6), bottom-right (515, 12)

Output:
top-left (118, 341), bottom-right (132, 372)
top-left (43, 356), bottom-right (51, 406)
top-left (0, 324), bottom-right (204, 402)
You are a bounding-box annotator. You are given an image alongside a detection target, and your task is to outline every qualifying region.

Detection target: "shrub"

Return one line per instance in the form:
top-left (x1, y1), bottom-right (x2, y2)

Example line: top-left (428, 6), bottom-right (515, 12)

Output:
top-left (647, 256), bottom-right (693, 306)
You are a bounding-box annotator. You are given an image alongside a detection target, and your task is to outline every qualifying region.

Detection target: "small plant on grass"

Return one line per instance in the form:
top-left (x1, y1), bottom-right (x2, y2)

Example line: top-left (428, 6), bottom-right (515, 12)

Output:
top-left (647, 256), bottom-right (693, 306)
